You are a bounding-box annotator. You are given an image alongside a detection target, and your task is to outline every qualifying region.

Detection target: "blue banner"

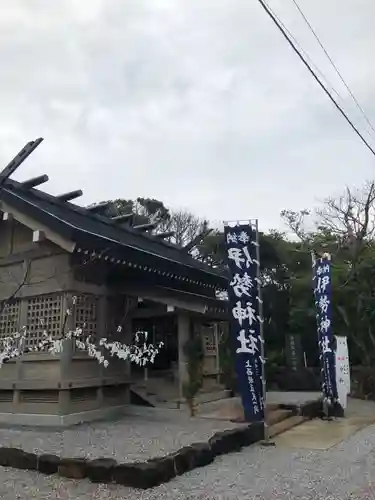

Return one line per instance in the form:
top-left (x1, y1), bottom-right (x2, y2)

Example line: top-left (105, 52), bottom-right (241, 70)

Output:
top-left (313, 255), bottom-right (338, 403)
top-left (224, 223), bottom-right (265, 422)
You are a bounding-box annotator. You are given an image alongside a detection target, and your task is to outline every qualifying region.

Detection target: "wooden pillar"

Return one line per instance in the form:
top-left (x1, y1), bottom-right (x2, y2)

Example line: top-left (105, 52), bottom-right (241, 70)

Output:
top-left (60, 293), bottom-right (74, 379)
top-left (16, 297), bottom-right (28, 382)
top-left (122, 317), bottom-right (132, 379)
top-left (97, 296), bottom-right (107, 382)
top-left (177, 313), bottom-right (190, 400)
top-left (214, 322), bottom-right (221, 384)
top-left (59, 293), bottom-right (74, 414)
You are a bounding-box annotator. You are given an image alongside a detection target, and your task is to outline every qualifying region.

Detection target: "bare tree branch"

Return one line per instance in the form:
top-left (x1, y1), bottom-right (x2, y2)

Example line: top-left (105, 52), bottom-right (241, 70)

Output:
top-left (0, 260), bottom-right (31, 316)
top-left (157, 210), bottom-right (209, 247)
top-left (317, 181), bottom-right (375, 252)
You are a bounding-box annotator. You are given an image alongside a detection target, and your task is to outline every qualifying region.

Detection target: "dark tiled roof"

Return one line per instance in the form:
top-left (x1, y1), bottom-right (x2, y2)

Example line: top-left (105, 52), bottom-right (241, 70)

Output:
top-left (0, 179), bottom-right (227, 288)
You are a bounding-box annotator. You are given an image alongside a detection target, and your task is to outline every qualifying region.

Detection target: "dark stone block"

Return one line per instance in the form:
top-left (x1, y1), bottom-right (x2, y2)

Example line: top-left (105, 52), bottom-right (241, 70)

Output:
top-left (209, 423), bottom-right (264, 456)
top-left (147, 455), bottom-right (176, 484)
top-left (209, 429), bottom-right (242, 455)
top-left (0, 447), bottom-right (19, 467)
top-left (114, 461), bottom-right (163, 489)
top-left (38, 454), bottom-right (60, 475)
top-left (208, 433), bottom-right (225, 456)
top-left (58, 458), bottom-right (88, 479)
top-left (333, 402), bottom-right (345, 418)
top-left (318, 400), bottom-right (345, 419)
top-left (87, 458), bottom-right (117, 483)
top-left (171, 446), bottom-right (196, 475)
top-left (245, 422), bottom-right (265, 443)
top-left (300, 400), bottom-right (323, 419)
top-left (189, 442), bottom-right (214, 468)
top-left (0, 447), bottom-right (37, 470)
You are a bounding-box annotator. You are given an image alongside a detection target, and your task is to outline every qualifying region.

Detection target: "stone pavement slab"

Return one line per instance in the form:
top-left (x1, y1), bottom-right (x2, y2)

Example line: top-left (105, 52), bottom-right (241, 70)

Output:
top-left (274, 397), bottom-right (375, 450)
top-left (274, 416), bottom-right (375, 450)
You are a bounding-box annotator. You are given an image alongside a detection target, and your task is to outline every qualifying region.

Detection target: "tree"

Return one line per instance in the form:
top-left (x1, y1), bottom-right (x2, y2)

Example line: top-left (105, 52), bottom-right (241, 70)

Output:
top-left (158, 210), bottom-right (209, 248)
top-left (317, 181), bottom-right (375, 249)
top-left (281, 181), bottom-right (375, 366)
top-left (101, 197), bottom-right (171, 227)
top-left (99, 197), bottom-right (208, 248)
top-left (196, 229), bottom-right (294, 362)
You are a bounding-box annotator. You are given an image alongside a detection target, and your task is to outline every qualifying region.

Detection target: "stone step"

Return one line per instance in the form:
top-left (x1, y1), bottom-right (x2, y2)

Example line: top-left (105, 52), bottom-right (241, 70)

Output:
top-left (268, 415), bottom-right (307, 438)
top-left (194, 389), bottom-right (232, 405)
top-left (265, 403), bottom-right (281, 413)
top-left (267, 409), bottom-right (293, 427)
top-left (131, 385), bottom-right (232, 411)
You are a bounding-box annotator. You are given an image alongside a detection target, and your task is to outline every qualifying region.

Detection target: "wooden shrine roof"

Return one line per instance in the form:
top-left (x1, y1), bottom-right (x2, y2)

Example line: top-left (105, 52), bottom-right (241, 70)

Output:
top-left (0, 177), bottom-right (228, 290)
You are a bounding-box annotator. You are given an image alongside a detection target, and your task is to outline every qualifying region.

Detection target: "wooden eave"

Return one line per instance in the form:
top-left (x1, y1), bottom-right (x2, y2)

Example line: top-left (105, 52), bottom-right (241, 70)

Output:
top-left (0, 179), bottom-right (228, 291)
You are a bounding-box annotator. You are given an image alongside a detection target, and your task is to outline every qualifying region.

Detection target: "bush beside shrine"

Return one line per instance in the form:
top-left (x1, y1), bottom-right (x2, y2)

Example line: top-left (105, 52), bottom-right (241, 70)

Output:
top-left (266, 366), bottom-right (321, 392)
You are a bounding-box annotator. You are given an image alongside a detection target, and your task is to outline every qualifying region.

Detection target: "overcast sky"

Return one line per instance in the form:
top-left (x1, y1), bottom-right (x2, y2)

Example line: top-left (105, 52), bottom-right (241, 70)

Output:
top-left (1, 0), bottom-right (374, 232)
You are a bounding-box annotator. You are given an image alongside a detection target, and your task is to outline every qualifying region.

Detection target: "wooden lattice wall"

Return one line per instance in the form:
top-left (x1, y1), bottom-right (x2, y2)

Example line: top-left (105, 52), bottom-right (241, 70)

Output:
top-left (26, 294), bottom-right (64, 348)
top-left (0, 292), bottom-right (101, 350)
top-left (0, 301), bottom-right (21, 338)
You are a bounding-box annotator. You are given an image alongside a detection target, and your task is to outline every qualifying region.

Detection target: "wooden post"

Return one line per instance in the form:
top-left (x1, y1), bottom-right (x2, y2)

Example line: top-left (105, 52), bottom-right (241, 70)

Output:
top-left (177, 313), bottom-right (190, 400)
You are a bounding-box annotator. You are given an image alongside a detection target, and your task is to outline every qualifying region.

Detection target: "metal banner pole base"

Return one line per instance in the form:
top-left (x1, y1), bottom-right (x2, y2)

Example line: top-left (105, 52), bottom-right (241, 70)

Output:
top-left (259, 421), bottom-right (276, 447)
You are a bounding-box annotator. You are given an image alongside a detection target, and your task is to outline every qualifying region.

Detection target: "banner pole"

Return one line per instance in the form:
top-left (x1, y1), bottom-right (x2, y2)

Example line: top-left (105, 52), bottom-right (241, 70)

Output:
top-left (311, 250), bottom-right (326, 416)
top-left (224, 219), bottom-right (271, 441)
top-left (312, 250), bottom-right (338, 419)
top-left (255, 220), bottom-right (271, 444)
top-left (311, 250), bottom-right (321, 355)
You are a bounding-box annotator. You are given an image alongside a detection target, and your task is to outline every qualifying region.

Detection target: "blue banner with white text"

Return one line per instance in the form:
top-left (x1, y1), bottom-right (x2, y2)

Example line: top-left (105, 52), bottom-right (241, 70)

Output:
top-left (313, 256), bottom-right (338, 403)
top-left (224, 223), bottom-right (265, 422)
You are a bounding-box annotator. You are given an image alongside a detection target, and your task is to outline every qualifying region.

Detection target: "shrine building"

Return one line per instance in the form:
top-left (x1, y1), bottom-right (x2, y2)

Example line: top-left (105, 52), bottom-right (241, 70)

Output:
top-left (0, 169), bottom-right (229, 426)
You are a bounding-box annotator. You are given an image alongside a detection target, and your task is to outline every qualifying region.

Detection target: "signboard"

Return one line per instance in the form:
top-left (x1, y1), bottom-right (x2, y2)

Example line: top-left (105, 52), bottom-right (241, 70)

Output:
top-left (313, 255), bottom-right (338, 404)
top-left (335, 335), bottom-right (350, 409)
top-left (224, 221), bottom-right (265, 422)
top-left (285, 334), bottom-right (303, 371)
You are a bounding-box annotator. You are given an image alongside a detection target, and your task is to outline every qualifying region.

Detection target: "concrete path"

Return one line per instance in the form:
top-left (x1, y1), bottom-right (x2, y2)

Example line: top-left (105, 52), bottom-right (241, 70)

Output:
top-left (198, 391), bottom-right (321, 420)
top-left (275, 397), bottom-right (375, 450)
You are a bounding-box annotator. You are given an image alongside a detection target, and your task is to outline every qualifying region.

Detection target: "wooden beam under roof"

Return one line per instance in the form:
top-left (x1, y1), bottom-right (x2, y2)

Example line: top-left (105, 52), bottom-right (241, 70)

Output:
top-left (20, 174), bottom-right (49, 189)
top-left (133, 222), bottom-right (156, 231)
top-left (183, 228), bottom-right (213, 252)
top-left (111, 213), bottom-right (133, 223)
top-left (86, 201), bottom-right (111, 213)
top-left (155, 231), bottom-right (175, 239)
top-left (56, 190), bottom-right (83, 202)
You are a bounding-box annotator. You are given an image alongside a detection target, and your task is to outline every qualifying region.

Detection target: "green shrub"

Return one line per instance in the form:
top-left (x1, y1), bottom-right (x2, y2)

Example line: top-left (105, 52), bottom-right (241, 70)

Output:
top-left (182, 335), bottom-right (204, 415)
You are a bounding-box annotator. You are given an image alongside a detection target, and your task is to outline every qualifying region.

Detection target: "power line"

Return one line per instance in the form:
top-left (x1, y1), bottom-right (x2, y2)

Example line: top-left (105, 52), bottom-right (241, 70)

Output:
top-left (290, 0), bottom-right (375, 137)
top-left (256, 0), bottom-right (375, 158)
top-left (265, 2), bottom-right (348, 119)
top-left (266, 2), bottom-right (375, 145)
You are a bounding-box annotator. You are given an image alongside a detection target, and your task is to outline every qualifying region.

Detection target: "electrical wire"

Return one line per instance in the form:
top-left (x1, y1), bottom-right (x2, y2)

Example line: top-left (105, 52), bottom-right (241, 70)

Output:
top-left (265, 2), bottom-right (349, 120)
top-left (290, 0), bottom-right (375, 137)
top-left (256, 0), bottom-right (375, 158)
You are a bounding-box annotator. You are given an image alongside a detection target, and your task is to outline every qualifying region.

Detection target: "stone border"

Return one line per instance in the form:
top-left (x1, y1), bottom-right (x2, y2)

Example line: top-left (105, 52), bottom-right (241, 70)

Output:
top-left (299, 399), bottom-right (324, 418)
top-left (280, 398), bottom-right (344, 419)
top-left (0, 422), bottom-right (264, 489)
top-left (298, 398), bottom-right (345, 419)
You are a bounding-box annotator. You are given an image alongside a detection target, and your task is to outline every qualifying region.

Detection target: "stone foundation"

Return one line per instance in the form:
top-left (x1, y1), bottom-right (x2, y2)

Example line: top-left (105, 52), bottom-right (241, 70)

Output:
top-left (0, 354), bottom-right (129, 426)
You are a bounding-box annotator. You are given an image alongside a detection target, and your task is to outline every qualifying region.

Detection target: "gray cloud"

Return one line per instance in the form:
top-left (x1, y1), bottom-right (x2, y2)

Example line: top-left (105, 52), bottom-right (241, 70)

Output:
top-left (0, 0), bottom-right (374, 231)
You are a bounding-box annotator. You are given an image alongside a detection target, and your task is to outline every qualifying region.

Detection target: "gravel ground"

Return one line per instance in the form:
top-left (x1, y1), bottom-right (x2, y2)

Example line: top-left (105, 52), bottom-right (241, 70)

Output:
top-left (1, 421), bottom-right (375, 499)
top-left (0, 414), bottom-right (242, 462)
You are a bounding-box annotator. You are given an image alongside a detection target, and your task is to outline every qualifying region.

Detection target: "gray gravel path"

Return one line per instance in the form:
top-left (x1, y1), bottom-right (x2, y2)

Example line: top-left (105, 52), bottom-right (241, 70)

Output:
top-left (1, 421), bottom-right (375, 499)
top-left (0, 414), bottom-right (242, 462)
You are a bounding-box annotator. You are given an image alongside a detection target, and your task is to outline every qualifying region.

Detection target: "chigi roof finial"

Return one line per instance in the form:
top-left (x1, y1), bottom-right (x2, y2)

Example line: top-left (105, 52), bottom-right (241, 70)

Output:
top-left (0, 138), bottom-right (44, 186)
